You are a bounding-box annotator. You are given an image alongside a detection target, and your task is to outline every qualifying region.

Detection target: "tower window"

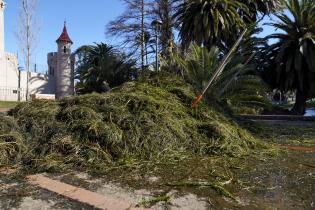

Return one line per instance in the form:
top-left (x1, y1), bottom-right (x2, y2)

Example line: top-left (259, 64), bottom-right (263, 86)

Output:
top-left (64, 46), bottom-right (67, 53)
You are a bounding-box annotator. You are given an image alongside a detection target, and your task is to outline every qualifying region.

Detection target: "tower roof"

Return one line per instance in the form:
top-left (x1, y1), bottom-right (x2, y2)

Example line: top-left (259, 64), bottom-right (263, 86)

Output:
top-left (56, 22), bottom-right (73, 44)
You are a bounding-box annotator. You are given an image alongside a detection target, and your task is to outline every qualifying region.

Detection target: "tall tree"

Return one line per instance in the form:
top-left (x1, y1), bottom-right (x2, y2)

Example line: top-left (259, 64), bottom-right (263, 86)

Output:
top-left (150, 0), bottom-right (180, 58)
top-left (240, 0), bottom-right (284, 22)
top-left (175, 0), bottom-right (282, 50)
top-left (175, 0), bottom-right (250, 50)
top-left (16, 0), bottom-right (39, 101)
top-left (107, 0), bottom-right (149, 70)
top-left (261, 0), bottom-right (315, 115)
top-left (167, 44), bottom-right (270, 112)
top-left (75, 43), bottom-right (138, 94)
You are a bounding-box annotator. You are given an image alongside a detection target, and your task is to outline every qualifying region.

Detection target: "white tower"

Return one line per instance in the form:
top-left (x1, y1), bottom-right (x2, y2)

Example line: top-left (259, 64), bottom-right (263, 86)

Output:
top-left (0, 0), bottom-right (6, 91)
top-left (55, 22), bottom-right (74, 99)
top-left (0, 0), bottom-right (5, 57)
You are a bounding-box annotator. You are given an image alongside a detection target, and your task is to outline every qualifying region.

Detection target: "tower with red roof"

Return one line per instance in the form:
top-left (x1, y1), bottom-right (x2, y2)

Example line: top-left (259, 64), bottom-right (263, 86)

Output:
top-left (48, 22), bottom-right (75, 99)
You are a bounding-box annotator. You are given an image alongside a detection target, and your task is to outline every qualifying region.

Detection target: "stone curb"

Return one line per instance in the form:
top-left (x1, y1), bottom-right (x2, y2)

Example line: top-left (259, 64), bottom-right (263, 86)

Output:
top-left (27, 174), bottom-right (149, 210)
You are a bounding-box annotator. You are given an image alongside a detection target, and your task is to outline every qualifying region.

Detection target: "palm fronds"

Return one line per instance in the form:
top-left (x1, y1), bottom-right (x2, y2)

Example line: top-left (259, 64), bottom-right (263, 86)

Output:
top-left (260, 0), bottom-right (315, 114)
top-left (75, 43), bottom-right (138, 94)
top-left (164, 43), bottom-right (271, 114)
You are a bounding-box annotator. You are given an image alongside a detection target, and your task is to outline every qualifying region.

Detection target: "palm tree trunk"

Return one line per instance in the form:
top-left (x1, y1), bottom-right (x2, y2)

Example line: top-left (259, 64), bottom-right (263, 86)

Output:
top-left (291, 90), bottom-right (307, 115)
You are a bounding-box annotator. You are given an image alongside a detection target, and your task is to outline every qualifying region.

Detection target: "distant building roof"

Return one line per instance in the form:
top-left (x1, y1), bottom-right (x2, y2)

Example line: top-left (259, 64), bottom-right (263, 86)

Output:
top-left (56, 22), bottom-right (73, 44)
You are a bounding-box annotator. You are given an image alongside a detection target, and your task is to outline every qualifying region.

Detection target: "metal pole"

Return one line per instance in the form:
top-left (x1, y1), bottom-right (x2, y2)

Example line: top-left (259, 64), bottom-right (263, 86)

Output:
top-left (18, 68), bottom-right (21, 102)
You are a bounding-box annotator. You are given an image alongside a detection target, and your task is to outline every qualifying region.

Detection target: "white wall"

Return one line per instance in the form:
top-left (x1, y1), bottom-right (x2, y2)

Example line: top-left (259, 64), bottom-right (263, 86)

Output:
top-left (0, 53), bottom-right (20, 101)
top-left (0, 0), bottom-right (5, 55)
top-left (0, 53), bottom-right (55, 101)
top-left (0, 1), bottom-right (57, 102)
top-left (20, 71), bottom-right (55, 95)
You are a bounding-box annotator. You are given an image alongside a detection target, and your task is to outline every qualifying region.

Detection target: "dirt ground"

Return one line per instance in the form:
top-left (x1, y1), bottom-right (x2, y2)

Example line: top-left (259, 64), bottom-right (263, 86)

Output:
top-left (0, 119), bottom-right (314, 210)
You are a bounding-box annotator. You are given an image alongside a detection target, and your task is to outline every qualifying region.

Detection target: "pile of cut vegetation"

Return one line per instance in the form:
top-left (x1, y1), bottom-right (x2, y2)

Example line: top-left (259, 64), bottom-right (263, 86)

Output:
top-left (3, 74), bottom-right (263, 172)
top-left (0, 114), bottom-right (25, 167)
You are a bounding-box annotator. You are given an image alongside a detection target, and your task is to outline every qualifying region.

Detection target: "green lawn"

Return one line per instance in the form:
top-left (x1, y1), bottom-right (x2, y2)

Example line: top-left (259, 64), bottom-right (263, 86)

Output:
top-left (0, 101), bottom-right (19, 109)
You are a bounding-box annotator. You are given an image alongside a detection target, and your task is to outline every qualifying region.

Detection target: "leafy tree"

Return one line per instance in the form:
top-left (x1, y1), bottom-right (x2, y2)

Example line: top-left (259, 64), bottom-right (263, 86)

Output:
top-left (75, 43), bottom-right (138, 94)
top-left (240, 0), bottom-right (284, 22)
top-left (261, 0), bottom-right (315, 115)
top-left (165, 44), bottom-right (270, 113)
top-left (175, 0), bottom-right (282, 50)
top-left (175, 0), bottom-right (249, 50)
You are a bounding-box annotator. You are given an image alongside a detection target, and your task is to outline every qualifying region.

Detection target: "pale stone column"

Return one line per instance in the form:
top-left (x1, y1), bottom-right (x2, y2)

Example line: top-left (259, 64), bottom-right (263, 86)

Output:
top-left (0, 0), bottom-right (5, 57)
top-left (0, 0), bottom-right (6, 92)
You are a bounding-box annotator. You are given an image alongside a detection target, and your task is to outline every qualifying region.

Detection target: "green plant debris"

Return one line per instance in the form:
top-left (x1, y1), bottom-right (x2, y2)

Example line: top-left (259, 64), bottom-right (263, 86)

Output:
top-left (137, 194), bottom-right (171, 208)
top-left (0, 114), bottom-right (26, 167)
top-left (1, 73), bottom-right (265, 172)
top-left (165, 181), bottom-right (235, 200)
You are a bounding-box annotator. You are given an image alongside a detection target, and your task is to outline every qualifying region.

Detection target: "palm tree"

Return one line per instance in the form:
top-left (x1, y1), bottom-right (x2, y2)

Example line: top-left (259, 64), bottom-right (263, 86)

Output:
top-left (261, 0), bottom-right (315, 115)
top-left (175, 0), bottom-right (282, 50)
top-left (176, 45), bottom-right (221, 92)
top-left (240, 0), bottom-right (284, 22)
top-left (75, 43), bottom-right (138, 94)
top-left (175, 0), bottom-right (249, 50)
top-left (169, 44), bottom-right (269, 112)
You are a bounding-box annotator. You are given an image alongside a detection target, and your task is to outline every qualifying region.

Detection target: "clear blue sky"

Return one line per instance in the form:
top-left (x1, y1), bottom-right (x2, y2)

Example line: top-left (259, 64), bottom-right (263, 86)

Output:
top-left (4, 0), bottom-right (124, 72)
top-left (4, 0), bottom-right (277, 72)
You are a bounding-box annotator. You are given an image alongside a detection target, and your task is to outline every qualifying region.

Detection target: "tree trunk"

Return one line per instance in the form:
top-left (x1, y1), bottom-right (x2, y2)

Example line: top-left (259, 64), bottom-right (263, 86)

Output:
top-left (159, 0), bottom-right (172, 58)
top-left (291, 90), bottom-right (307, 115)
top-left (141, 0), bottom-right (145, 71)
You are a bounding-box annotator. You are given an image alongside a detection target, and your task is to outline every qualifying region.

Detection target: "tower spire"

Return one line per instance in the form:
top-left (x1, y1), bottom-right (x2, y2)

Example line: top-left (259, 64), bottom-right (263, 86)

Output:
top-left (56, 22), bottom-right (73, 44)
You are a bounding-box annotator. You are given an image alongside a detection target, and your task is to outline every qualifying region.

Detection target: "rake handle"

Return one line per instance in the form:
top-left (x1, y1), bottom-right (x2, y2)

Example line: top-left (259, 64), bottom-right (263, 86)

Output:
top-left (191, 28), bottom-right (248, 108)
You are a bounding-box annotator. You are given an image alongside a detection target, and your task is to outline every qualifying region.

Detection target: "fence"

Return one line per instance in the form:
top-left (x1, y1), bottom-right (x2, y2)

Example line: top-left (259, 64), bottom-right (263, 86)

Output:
top-left (0, 87), bottom-right (27, 101)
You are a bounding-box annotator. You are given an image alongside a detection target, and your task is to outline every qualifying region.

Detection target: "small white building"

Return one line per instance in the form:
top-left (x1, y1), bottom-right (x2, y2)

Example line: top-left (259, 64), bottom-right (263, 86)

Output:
top-left (0, 0), bottom-right (74, 101)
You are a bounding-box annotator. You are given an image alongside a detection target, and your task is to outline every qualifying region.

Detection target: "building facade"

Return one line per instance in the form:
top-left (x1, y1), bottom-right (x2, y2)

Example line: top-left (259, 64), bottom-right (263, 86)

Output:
top-left (0, 0), bottom-right (74, 101)
top-left (0, 0), bottom-right (20, 101)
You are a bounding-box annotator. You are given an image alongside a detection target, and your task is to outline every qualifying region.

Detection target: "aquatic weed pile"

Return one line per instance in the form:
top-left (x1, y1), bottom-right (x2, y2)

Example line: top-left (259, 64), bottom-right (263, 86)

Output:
top-left (0, 114), bottom-right (25, 166)
top-left (3, 74), bottom-right (262, 172)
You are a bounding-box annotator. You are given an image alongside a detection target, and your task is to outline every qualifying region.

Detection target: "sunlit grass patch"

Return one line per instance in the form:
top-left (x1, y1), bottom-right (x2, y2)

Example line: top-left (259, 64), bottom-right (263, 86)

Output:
top-left (0, 101), bottom-right (19, 109)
